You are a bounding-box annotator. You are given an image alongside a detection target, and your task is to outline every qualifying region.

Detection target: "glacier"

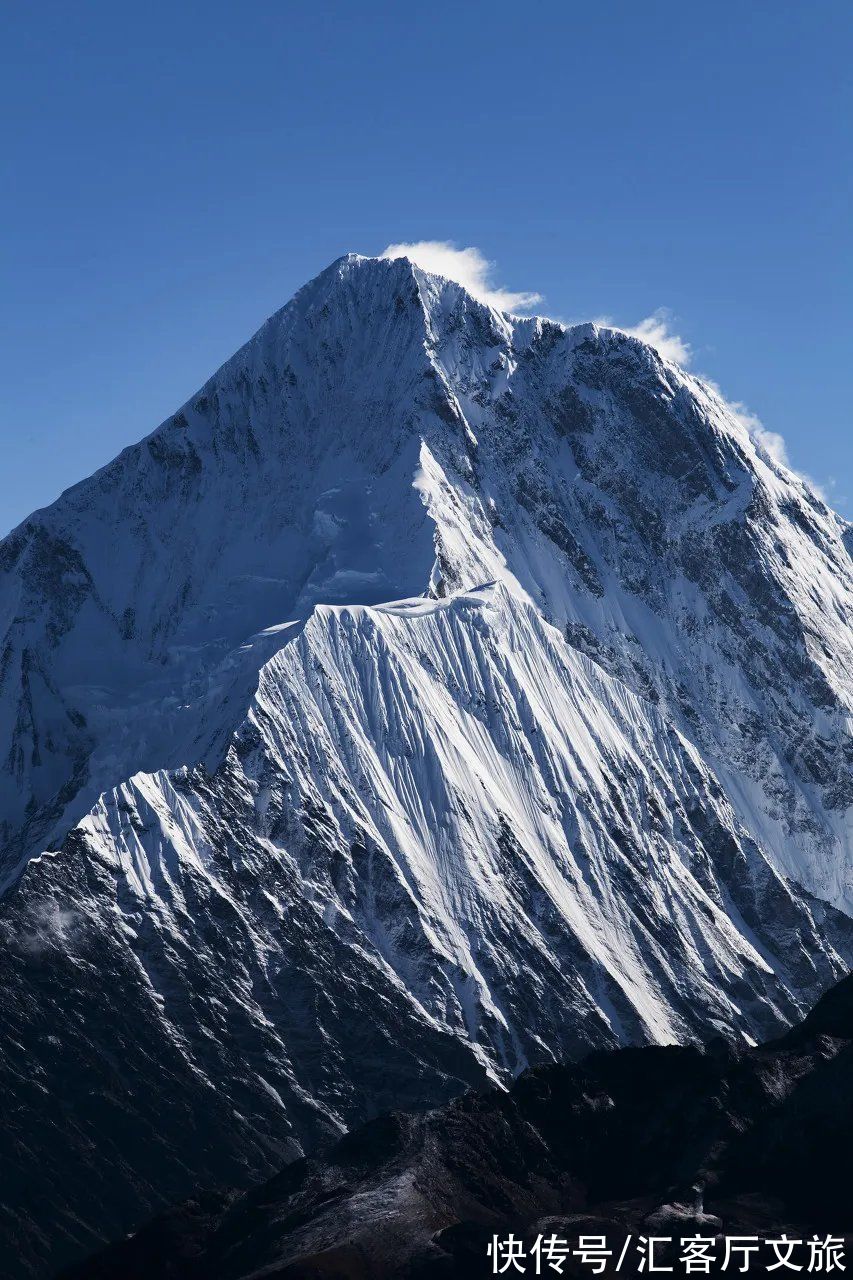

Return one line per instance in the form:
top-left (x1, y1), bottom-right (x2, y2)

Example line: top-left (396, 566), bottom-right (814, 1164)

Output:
top-left (1, 253), bottom-right (852, 1276)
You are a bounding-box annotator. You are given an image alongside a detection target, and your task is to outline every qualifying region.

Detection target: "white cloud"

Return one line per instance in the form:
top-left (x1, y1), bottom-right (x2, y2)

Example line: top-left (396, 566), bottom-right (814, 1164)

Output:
top-left (701, 377), bottom-right (785, 462)
top-left (381, 241), bottom-right (542, 313)
top-left (595, 308), bottom-right (693, 367)
top-left (701, 377), bottom-right (831, 503)
top-left (734, 406), bottom-right (789, 466)
top-left (745, 417), bottom-right (830, 503)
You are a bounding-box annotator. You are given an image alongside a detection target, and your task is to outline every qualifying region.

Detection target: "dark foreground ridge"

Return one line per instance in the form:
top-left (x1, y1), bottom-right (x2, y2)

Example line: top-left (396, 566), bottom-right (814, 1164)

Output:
top-left (64, 972), bottom-right (853, 1279)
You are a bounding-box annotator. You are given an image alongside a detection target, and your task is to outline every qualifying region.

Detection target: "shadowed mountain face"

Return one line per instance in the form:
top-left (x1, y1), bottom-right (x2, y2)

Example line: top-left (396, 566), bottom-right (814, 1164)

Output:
top-left (2, 255), bottom-right (853, 1277)
top-left (63, 972), bottom-right (853, 1279)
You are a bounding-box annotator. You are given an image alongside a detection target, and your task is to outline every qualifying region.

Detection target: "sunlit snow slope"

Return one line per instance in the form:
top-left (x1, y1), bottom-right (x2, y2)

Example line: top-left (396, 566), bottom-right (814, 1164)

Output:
top-left (2, 254), bottom-right (852, 1277)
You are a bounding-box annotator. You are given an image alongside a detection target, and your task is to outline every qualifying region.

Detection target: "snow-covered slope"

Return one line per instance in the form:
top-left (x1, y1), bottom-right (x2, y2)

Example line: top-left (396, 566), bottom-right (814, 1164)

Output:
top-left (2, 254), bottom-right (852, 1276)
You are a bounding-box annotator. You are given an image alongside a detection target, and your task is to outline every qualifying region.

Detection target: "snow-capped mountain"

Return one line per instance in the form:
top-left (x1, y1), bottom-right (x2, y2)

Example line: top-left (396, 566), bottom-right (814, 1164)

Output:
top-left (2, 253), bottom-right (852, 1277)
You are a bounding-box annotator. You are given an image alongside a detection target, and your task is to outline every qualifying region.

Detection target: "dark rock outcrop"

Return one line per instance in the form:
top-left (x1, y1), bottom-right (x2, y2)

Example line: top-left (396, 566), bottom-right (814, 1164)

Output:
top-left (64, 972), bottom-right (853, 1278)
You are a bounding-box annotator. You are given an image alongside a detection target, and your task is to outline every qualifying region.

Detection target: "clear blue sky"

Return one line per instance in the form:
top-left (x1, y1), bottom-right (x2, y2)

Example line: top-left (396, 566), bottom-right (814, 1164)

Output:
top-left (1, 0), bottom-right (850, 534)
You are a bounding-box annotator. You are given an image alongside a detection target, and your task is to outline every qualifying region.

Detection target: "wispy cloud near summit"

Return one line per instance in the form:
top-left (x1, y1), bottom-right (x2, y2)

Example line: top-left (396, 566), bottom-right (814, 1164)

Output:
top-left (614, 309), bottom-right (693, 367)
top-left (587, 307), bottom-right (693, 367)
top-left (381, 241), bottom-right (542, 313)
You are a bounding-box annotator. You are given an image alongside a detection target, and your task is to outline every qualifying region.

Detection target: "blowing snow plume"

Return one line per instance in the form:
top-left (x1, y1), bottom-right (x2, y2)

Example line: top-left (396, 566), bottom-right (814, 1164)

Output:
top-left (381, 239), bottom-right (543, 312)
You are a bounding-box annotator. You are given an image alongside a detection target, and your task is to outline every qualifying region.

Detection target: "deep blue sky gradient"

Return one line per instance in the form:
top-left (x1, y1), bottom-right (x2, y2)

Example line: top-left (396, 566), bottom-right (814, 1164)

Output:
top-left (1, 0), bottom-right (850, 533)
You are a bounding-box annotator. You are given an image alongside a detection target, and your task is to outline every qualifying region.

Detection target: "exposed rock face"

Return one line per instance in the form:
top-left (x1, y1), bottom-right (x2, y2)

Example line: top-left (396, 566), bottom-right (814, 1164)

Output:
top-left (1, 255), bottom-right (852, 1277)
top-left (62, 971), bottom-right (853, 1279)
